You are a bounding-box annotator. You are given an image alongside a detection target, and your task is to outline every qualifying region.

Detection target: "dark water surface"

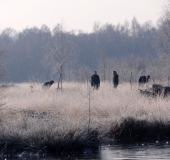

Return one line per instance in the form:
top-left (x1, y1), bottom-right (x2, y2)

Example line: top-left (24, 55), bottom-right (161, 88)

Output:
top-left (2, 141), bottom-right (170, 160)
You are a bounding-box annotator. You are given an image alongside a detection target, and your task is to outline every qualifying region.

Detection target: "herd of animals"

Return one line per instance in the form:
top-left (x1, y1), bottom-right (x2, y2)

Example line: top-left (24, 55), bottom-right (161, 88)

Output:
top-left (41, 73), bottom-right (170, 98)
top-left (138, 75), bottom-right (170, 97)
top-left (139, 84), bottom-right (170, 98)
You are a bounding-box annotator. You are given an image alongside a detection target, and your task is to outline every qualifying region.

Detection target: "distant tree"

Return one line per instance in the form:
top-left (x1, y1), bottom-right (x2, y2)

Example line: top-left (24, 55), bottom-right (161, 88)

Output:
top-left (157, 3), bottom-right (170, 64)
top-left (76, 65), bottom-right (91, 83)
top-left (97, 49), bottom-right (110, 82)
top-left (131, 17), bottom-right (141, 54)
top-left (94, 23), bottom-right (113, 82)
top-left (0, 43), bottom-right (5, 81)
top-left (45, 23), bottom-right (75, 89)
top-left (13, 27), bottom-right (50, 82)
top-left (0, 20), bottom-right (157, 83)
top-left (94, 24), bottom-right (107, 82)
top-left (155, 3), bottom-right (170, 84)
top-left (0, 29), bottom-right (16, 82)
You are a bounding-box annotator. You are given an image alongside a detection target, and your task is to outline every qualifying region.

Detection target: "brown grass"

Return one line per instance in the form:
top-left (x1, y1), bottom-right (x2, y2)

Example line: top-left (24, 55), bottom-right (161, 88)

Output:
top-left (0, 82), bottom-right (169, 156)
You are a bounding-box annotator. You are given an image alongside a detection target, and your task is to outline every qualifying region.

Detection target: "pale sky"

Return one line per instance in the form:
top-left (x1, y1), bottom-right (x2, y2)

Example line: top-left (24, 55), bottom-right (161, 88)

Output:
top-left (0, 0), bottom-right (168, 33)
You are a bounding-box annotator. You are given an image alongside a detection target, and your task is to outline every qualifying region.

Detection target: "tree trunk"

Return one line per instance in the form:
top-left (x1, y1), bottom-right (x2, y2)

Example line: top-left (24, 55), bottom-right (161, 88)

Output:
top-left (57, 74), bottom-right (61, 89)
top-left (61, 65), bottom-right (62, 90)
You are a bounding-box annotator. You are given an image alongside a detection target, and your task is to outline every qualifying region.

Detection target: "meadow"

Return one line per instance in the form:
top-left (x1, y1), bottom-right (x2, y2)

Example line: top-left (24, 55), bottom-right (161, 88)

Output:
top-left (0, 81), bottom-right (170, 156)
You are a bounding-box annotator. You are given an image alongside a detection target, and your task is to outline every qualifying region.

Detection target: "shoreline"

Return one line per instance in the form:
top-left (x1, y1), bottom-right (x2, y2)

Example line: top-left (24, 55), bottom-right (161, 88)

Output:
top-left (0, 116), bottom-right (170, 157)
top-left (0, 82), bottom-right (170, 157)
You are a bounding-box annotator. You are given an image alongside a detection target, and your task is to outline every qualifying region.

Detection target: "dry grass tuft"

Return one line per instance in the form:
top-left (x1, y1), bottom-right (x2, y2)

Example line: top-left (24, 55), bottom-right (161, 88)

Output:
top-left (0, 82), bottom-right (170, 156)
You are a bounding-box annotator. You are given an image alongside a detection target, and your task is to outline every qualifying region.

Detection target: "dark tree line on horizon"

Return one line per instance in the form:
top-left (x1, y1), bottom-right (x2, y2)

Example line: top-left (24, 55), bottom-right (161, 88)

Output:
top-left (0, 16), bottom-right (169, 84)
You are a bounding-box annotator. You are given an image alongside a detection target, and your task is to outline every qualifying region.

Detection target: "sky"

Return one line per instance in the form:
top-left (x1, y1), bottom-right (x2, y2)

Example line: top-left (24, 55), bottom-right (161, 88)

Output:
top-left (0, 0), bottom-right (169, 33)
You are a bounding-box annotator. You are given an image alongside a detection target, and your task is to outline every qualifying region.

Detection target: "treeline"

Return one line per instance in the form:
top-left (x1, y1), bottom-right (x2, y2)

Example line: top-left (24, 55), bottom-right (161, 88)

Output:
top-left (0, 17), bottom-right (168, 83)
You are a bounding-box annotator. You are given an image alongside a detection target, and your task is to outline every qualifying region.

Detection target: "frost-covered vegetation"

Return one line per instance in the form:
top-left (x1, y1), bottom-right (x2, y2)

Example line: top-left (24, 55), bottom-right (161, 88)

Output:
top-left (0, 82), bottom-right (170, 156)
top-left (0, 18), bottom-right (159, 82)
top-left (0, 3), bottom-right (170, 157)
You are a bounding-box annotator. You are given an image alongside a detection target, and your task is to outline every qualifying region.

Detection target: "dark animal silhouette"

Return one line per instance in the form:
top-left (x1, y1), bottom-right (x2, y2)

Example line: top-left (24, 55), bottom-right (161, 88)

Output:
top-left (152, 84), bottom-right (170, 97)
top-left (139, 75), bottom-right (150, 85)
top-left (139, 84), bottom-right (170, 98)
top-left (42, 80), bottom-right (54, 89)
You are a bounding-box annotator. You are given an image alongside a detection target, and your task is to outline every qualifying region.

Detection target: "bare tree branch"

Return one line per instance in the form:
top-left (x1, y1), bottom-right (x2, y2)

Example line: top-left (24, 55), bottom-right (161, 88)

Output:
top-left (44, 23), bottom-right (75, 89)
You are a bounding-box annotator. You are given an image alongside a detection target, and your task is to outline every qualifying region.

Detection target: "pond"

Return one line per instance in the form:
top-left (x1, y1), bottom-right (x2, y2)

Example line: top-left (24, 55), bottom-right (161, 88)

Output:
top-left (2, 141), bottom-right (170, 160)
top-left (100, 142), bottom-right (170, 160)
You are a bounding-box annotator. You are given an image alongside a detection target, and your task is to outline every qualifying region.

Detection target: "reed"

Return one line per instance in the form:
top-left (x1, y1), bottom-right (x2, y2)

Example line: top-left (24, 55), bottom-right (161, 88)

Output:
top-left (0, 81), bottom-right (169, 156)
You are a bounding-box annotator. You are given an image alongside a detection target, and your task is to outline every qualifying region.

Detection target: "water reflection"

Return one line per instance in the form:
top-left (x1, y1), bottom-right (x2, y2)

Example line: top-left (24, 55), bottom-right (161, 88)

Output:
top-left (2, 142), bottom-right (170, 160)
top-left (100, 142), bottom-right (170, 159)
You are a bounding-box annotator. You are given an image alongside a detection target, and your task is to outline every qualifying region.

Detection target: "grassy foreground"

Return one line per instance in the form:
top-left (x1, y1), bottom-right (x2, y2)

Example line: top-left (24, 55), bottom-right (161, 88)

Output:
top-left (0, 82), bottom-right (170, 157)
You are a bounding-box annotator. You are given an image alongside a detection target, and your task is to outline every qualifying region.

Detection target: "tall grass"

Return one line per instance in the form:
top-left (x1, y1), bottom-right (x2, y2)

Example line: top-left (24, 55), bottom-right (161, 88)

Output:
top-left (0, 82), bottom-right (170, 156)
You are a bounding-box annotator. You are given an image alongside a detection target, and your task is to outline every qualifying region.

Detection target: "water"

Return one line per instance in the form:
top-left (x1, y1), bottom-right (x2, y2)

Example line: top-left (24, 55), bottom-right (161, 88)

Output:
top-left (100, 142), bottom-right (170, 160)
top-left (2, 142), bottom-right (170, 160)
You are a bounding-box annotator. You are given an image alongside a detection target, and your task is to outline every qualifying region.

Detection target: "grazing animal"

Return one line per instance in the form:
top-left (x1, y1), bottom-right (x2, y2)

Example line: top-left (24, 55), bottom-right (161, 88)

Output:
top-left (152, 84), bottom-right (170, 97)
top-left (162, 86), bottom-right (170, 97)
top-left (139, 84), bottom-right (170, 98)
top-left (139, 75), bottom-right (150, 85)
top-left (138, 88), bottom-right (155, 97)
top-left (42, 80), bottom-right (54, 89)
top-left (152, 84), bottom-right (163, 96)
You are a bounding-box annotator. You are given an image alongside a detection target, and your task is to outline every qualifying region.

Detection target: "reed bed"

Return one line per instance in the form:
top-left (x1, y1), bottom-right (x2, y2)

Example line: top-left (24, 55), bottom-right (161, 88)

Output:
top-left (0, 82), bottom-right (170, 156)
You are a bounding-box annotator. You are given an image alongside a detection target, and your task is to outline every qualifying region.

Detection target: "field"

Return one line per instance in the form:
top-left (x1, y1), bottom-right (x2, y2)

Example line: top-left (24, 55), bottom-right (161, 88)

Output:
top-left (0, 82), bottom-right (170, 156)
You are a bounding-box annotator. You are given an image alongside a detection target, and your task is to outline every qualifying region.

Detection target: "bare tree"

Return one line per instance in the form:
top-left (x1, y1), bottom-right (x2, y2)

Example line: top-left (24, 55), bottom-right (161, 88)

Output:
top-left (156, 3), bottom-right (170, 84)
top-left (98, 50), bottom-right (109, 82)
top-left (94, 24), bottom-right (109, 82)
top-left (131, 17), bottom-right (141, 55)
top-left (0, 44), bottom-right (5, 82)
top-left (157, 3), bottom-right (170, 63)
top-left (45, 23), bottom-right (74, 89)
